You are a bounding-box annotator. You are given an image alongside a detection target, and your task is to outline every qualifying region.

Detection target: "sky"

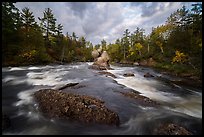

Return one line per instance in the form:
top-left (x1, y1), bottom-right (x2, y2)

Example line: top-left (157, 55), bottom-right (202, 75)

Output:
top-left (15, 2), bottom-right (197, 45)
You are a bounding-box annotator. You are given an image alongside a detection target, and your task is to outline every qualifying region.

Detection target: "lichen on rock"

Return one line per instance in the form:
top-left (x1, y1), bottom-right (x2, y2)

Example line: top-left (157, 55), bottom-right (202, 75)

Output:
top-left (33, 89), bottom-right (120, 126)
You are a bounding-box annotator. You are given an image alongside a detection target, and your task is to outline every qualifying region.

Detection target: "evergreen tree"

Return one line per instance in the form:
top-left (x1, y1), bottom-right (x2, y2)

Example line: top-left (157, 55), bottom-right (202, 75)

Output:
top-left (122, 29), bottom-right (130, 60)
top-left (38, 8), bottom-right (57, 47)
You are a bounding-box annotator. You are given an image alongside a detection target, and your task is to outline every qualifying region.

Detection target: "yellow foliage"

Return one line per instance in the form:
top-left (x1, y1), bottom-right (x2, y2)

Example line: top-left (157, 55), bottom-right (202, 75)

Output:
top-left (19, 50), bottom-right (37, 60)
top-left (135, 43), bottom-right (143, 50)
top-left (172, 50), bottom-right (188, 64)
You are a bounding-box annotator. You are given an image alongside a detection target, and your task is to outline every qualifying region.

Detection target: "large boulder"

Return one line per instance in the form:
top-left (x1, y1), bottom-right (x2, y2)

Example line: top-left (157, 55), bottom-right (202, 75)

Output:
top-left (90, 50), bottom-right (112, 70)
top-left (33, 89), bottom-right (120, 126)
top-left (101, 51), bottom-right (110, 62)
top-left (91, 49), bottom-right (100, 60)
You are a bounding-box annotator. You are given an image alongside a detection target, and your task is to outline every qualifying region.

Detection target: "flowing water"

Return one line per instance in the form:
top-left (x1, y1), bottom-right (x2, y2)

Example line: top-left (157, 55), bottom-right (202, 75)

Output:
top-left (2, 62), bottom-right (202, 135)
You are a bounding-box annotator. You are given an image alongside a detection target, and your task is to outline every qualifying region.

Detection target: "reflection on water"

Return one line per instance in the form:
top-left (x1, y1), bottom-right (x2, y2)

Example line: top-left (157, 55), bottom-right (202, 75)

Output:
top-left (2, 62), bottom-right (202, 135)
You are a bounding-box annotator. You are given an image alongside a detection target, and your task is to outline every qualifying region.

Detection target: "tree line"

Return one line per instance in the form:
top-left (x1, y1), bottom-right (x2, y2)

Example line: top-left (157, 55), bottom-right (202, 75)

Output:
top-left (2, 2), bottom-right (94, 66)
top-left (103, 3), bottom-right (201, 79)
top-left (2, 2), bottom-right (202, 79)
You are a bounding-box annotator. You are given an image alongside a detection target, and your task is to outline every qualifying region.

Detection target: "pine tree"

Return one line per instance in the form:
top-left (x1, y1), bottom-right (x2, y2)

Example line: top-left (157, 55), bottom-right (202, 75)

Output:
top-left (38, 8), bottom-right (57, 47)
top-left (122, 29), bottom-right (130, 60)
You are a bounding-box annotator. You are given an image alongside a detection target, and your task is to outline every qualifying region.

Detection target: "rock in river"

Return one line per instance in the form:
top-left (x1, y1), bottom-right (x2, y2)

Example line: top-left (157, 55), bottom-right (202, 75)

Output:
top-left (98, 71), bottom-right (117, 78)
top-left (33, 89), bottom-right (120, 126)
top-left (144, 72), bottom-right (154, 78)
top-left (118, 91), bottom-right (160, 107)
top-left (123, 73), bottom-right (135, 77)
top-left (153, 123), bottom-right (192, 135)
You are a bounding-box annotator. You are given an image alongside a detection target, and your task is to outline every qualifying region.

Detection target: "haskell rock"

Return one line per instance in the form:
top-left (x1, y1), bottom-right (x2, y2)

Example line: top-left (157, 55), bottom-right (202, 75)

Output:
top-left (33, 89), bottom-right (120, 126)
top-left (91, 49), bottom-right (100, 61)
top-left (90, 47), bottom-right (112, 70)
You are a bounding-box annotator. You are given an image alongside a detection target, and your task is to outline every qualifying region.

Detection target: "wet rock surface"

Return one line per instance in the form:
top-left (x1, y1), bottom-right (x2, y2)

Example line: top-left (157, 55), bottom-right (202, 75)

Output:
top-left (33, 89), bottom-right (120, 126)
top-left (123, 73), bottom-right (135, 77)
top-left (144, 72), bottom-right (154, 78)
top-left (88, 64), bottom-right (109, 70)
top-left (98, 71), bottom-right (117, 78)
top-left (153, 123), bottom-right (192, 135)
top-left (57, 83), bottom-right (79, 90)
top-left (117, 91), bottom-right (160, 107)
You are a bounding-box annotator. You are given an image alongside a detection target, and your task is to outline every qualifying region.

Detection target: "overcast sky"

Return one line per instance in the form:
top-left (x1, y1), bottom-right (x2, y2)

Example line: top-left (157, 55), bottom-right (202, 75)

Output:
top-left (15, 2), bottom-right (196, 45)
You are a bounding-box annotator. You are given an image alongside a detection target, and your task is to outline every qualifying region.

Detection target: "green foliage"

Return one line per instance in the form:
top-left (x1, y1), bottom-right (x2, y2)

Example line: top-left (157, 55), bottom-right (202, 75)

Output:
top-left (101, 39), bottom-right (107, 50)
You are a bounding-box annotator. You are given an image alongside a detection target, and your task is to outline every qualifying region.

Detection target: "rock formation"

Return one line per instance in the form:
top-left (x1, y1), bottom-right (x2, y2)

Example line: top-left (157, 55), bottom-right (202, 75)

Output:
top-left (90, 47), bottom-right (112, 70)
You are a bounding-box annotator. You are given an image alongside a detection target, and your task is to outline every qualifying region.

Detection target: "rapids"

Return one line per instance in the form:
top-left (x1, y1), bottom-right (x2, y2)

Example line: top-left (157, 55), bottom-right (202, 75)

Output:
top-left (2, 62), bottom-right (202, 135)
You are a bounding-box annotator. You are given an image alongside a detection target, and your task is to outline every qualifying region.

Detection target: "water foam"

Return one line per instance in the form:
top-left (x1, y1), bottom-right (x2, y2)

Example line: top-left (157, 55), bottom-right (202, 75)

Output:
top-left (14, 89), bottom-right (35, 107)
top-left (2, 76), bottom-right (18, 83)
top-left (28, 66), bottom-right (41, 70)
top-left (2, 75), bottom-right (27, 85)
top-left (108, 65), bottom-right (202, 119)
top-left (9, 67), bottom-right (26, 71)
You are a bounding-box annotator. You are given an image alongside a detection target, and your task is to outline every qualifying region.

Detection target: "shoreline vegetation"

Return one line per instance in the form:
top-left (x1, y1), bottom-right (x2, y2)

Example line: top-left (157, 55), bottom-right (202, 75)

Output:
top-left (2, 2), bottom-right (202, 87)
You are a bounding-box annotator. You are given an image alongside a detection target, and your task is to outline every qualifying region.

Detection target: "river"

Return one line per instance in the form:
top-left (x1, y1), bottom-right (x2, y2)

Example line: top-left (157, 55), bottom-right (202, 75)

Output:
top-left (2, 62), bottom-right (202, 135)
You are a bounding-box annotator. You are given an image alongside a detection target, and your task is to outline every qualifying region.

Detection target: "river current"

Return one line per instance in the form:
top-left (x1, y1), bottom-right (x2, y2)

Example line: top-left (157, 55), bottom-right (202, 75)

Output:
top-left (2, 62), bottom-right (202, 135)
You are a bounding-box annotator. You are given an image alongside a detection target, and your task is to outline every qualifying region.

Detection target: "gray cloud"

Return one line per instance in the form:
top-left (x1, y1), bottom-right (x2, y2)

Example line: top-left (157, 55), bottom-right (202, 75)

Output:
top-left (66, 2), bottom-right (94, 18)
top-left (81, 3), bottom-right (124, 41)
top-left (130, 2), bottom-right (174, 17)
top-left (14, 2), bottom-right (196, 45)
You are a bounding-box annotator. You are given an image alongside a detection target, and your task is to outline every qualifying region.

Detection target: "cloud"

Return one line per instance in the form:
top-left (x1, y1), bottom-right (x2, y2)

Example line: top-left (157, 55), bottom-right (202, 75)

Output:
top-left (129, 2), bottom-right (174, 17)
top-left (14, 2), bottom-right (196, 45)
top-left (66, 2), bottom-right (93, 19)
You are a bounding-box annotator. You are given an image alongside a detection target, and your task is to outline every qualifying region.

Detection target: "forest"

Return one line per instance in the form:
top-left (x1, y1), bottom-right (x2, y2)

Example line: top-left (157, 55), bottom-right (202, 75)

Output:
top-left (2, 2), bottom-right (202, 80)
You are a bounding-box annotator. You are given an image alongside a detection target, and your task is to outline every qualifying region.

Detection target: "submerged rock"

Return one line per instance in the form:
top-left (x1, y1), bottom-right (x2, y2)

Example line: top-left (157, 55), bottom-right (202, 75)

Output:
top-left (88, 64), bottom-right (108, 70)
top-left (33, 89), bottom-right (120, 126)
top-left (123, 73), bottom-right (135, 77)
top-left (144, 72), bottom-right (154, 78)
top-left (153, 123), bottom-right (192, 135)
top-left (57, 83), bottom-right (79, 90)
top-left (98, 71), bottom-right (117, 78)
top-left (118, 91), bottom-right (160, 107)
